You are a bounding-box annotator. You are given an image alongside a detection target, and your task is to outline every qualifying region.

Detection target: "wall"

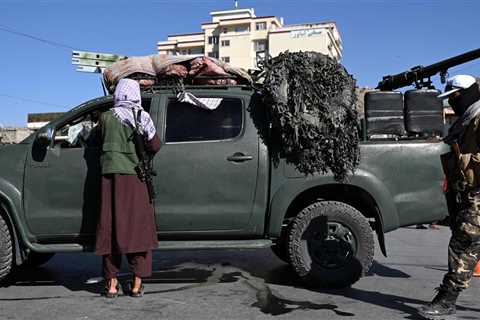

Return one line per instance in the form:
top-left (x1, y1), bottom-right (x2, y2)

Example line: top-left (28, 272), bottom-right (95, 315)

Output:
top-left (269, 29), bottom-right (331, 58)
top-left (0, 128), bottom-right (33, 144)
top-left (219, 32), bottom-right (253, 68)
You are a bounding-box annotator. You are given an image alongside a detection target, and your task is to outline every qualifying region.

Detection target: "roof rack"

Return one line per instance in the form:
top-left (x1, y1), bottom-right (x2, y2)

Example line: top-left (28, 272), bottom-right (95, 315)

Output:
top-left (143, 84), bottom-right (253, 92)
top-left (122, 73), bottom-right (255, 94)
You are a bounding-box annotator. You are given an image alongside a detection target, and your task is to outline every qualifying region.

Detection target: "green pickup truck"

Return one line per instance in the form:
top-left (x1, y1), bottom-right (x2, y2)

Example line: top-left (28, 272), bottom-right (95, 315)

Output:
top-left (0, 85), bottom-right (449, 288)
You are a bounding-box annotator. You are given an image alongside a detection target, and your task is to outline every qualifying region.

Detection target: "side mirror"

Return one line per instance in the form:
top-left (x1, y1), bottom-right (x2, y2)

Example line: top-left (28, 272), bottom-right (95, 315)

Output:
top-left (35, 126), bottom-right (54, 148)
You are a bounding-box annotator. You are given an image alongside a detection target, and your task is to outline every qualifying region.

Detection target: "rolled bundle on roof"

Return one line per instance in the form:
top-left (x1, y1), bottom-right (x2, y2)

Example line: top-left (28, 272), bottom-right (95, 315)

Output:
top-left (103, 54), bottom-right (252, 93)
top-left (259, 51), bottom-right (360, 182)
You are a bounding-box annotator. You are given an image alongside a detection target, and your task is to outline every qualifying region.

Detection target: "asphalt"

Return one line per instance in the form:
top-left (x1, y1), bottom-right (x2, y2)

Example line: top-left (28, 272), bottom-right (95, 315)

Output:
top-left (1, 226), bottom-right (480, 320)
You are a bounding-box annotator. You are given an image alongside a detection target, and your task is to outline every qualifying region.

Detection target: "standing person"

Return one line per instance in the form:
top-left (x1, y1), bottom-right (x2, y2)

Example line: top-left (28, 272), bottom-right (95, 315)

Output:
top-left (420, 75), bottom-right (480, 319)
top-left (95, 78), bottom-right (161, 298)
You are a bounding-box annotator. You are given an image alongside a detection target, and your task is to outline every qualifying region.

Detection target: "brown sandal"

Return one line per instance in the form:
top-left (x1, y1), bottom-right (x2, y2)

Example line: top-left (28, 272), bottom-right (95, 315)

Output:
top-left (129, 282), bottom-right (144, 298)
top-left (104, 280), bottom-right (120, 298)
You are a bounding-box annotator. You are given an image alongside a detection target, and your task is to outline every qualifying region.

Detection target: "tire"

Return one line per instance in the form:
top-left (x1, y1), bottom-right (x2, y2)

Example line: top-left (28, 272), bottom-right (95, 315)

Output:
top-left (0, 214), bottom-right (13, 283)
top-left (21, 252), bottom-right (55, 268)
top-left (288, 200), bottom-right (374, 288)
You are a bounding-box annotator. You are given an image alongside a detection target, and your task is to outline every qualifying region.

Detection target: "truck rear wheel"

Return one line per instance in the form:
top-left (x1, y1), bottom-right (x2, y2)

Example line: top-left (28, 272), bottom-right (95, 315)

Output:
top-left (0, 214), bottom-right (13, 283)
top-left (288, 201), bottom-right (374, 288)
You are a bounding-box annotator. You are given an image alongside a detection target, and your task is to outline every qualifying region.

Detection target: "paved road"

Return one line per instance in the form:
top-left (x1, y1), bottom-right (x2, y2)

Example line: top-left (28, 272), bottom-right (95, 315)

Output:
top-left (1, 227), bottom-right (480, 320)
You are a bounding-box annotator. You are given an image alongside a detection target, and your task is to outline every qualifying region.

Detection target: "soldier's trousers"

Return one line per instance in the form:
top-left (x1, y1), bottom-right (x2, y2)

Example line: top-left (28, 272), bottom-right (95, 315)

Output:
top-left (442, 191), bottom-right (480, 291)
top-left (103, 251), bottom-right (153, 280)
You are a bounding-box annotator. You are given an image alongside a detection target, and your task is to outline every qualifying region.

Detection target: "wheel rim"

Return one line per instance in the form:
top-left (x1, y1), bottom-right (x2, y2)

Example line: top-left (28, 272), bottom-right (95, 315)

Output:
top-left (306, 221), bottom-right (357, 269)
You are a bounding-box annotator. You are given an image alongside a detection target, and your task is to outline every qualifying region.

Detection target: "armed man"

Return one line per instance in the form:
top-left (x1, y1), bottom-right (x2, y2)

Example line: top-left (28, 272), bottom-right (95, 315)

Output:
top-left (419, 74), bottom-right (480, 319)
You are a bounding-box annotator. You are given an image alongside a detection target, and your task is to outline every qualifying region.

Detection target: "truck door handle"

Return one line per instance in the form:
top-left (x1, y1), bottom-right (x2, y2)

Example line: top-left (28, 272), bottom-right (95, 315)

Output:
top-left (227, 152), bottom-right (253, 162)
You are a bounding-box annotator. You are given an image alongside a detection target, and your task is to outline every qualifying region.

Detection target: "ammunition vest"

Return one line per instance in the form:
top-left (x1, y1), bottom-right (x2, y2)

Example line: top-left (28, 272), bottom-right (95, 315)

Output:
top-left (441, 115), bottom-right (480, 192)
top-left (100, 110), bottom-right (139, 175)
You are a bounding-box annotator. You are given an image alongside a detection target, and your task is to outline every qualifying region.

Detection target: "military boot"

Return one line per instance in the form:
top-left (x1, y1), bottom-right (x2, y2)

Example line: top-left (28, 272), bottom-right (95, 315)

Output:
top-left (419, 286), bottom-right (459, 319)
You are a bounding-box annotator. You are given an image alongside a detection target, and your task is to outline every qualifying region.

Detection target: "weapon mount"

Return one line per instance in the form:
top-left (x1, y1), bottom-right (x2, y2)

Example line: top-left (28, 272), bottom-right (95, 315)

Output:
top-left (377, 48), bottom-right (480, 91)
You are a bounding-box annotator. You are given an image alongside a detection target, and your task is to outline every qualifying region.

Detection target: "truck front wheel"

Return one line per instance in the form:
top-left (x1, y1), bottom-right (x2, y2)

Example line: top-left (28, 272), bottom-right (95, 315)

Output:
top-left (0, 214), bottom-right (13, 283)
top-left (288, 201), bottom-right (374, 288)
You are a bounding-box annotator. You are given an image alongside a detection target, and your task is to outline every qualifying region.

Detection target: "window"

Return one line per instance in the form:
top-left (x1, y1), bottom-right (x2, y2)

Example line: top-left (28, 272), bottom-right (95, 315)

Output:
top-left (55, 100), bottom-right (152, 149)
top-left (208, 36), bottom-right (219, 45)
top-left (235, 25), bottom-right (249, 33)
top-left (55, 111), bottom-right (102, 149)
top-left (165, 97), bottom-right (242, 143)
top-left (208, 51), bottom-right (219, 59)
top-left (221, 57), bottom-right (230, 63)
top-left (221, 40), bottom-right (230, 47)
top-left (254, 40), bottom-right (267, 52)
top-left (256, 22), bottom-right (267, 31)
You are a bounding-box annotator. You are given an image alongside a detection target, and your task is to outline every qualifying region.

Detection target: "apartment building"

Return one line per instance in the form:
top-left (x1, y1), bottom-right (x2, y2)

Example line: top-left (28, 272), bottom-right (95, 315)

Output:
top-left (157, 8), bottom-right (342, 70)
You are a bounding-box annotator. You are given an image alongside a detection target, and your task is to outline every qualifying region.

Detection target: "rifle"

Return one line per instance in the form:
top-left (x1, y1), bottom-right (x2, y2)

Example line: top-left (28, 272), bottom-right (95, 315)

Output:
top-left (451, 140), bottom-right (467, 193)
top-left (377, 48), bottom-right (480, 91)
top-left (131, 109), bottom-right (157, 203)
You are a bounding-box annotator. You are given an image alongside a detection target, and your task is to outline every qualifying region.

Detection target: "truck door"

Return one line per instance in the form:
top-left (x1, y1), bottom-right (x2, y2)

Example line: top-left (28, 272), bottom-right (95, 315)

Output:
top-left (24, 96), bottom-right (159, 239)
top-left (155, 91), bottom-right (259, 235)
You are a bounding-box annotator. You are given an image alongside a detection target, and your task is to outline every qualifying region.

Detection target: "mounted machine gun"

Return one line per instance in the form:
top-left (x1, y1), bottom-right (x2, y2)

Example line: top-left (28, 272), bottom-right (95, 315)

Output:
top-left (377, 48), bottom-right (480, 91)
top-left (366, 48), bottom-right (480, 140)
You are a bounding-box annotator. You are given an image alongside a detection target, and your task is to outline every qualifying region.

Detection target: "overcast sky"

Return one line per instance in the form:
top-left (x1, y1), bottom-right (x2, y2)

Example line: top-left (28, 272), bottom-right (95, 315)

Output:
top-left (1, 0), bottom-right (479, 126)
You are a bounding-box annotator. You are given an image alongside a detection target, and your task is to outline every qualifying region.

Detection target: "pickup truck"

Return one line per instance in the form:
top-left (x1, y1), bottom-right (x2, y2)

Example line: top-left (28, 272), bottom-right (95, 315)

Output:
top-left (0, 85), bottom-right (449, 288)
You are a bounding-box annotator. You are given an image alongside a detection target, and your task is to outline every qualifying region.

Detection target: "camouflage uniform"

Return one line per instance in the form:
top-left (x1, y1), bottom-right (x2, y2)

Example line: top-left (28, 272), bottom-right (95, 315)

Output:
top-left (420, 76), bottom-right (480, 319)
top-left (441, 112), bottom-right (480, 291)
top-left (443, 190), bottom-right (480, 290)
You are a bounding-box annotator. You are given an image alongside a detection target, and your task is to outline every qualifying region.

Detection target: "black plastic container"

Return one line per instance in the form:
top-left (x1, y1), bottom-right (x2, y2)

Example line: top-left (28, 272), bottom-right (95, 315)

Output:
top-left (364, 91), bottom-right (405, 137)
top-left (404, 89), bottom-right (444, 137)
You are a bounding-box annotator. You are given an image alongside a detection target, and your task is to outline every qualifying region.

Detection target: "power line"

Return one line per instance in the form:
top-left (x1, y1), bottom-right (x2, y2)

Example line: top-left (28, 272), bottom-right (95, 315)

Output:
top-left (0, 24), bottom-right (78, 51)
top-left (0, 94), bottom-right (66, 108)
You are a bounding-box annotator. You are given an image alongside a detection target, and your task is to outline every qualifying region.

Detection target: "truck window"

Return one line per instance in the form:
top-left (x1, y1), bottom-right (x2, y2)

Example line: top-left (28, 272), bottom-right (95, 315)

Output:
top-left (54, 99), bottom-right (152, 148)
top-left (55, 111), bottom-right (102, 149)
top-left (165, 97), bottom-right (242, 143)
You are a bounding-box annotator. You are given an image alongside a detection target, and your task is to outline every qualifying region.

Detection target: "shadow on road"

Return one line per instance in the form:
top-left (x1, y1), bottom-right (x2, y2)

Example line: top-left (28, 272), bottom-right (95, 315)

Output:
top-left (2, 253), bottom-right (480, 319)
top-left (319, 287), bottom-right (480, 320)
top-left (261, 263), bottom-right (480, 319)
top-left (367, 260), bottom-right (411, 278)
top-left (0, 264), bottom-right (104, 296)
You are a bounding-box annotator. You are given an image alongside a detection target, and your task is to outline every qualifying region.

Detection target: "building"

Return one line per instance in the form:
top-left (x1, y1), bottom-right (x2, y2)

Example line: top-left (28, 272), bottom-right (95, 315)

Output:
top-left (0, 113), bottom-right (65, 144)
top-left (27, 112), bottom-right (64, 130)
top-left (157, 8), bottom-right (342, 70)
top-left (0, 127), bottom-right (33, 144)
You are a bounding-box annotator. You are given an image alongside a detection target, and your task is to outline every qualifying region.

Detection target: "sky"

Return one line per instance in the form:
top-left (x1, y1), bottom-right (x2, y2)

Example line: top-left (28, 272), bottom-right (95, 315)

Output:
top-left (1, 0), bottom-right (479, 126)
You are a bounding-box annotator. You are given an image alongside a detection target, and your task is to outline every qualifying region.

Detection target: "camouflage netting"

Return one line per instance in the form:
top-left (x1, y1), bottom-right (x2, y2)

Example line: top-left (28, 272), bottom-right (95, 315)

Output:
top-left (258, 51), bottom-right (360, 182)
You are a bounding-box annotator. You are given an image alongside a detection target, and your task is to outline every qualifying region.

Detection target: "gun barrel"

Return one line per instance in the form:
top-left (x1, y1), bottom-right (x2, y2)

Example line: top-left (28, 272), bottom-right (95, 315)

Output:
top-left (377, 48), bottom-right (480, 91)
